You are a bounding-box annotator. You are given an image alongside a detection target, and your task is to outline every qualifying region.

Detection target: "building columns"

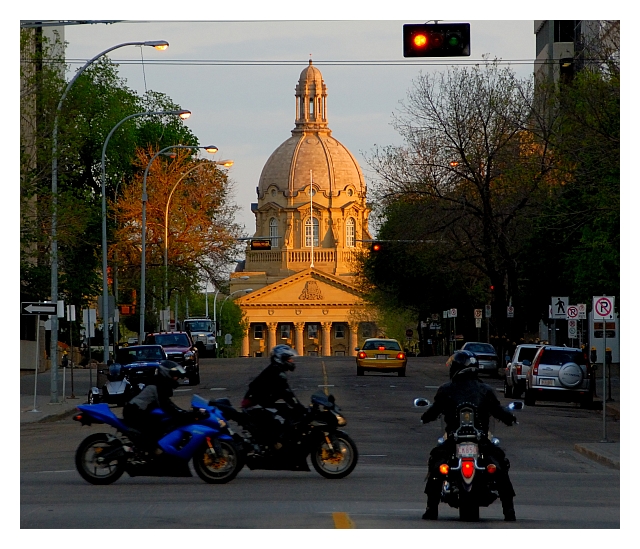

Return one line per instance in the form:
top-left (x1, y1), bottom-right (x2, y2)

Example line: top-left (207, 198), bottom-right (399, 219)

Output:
top-left (321, 322), bottom-right (332, 356)
top-left (294, 322), bottom-right (305, 356)
top-left (242, 329), bottom-right (250, 357)
top-left (349, 322), bottom-right (359, 356)
top-left (267, 322), bottom-right (278, 352)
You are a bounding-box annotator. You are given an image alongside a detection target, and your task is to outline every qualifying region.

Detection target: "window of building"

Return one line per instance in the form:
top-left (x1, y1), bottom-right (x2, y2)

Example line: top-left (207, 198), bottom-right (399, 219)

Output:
top-left (309, 97), bottom-right (314, 116)
top-left (305, 217), bottom-right (319, 247)
top-left (253, 324), bottom-right (264, 340)
top-left (334, 324), bottom-right (345, 339)
top-left (308, 324), bottom-right (318, 339)
top-left (554, 20), bottom-right (577, 42)
top-left (280, 324), bottom-right (291, 339)
top-left (269, 217), bottom-right (278, 248)
top-left (346, 217), bottom-right (355, 247)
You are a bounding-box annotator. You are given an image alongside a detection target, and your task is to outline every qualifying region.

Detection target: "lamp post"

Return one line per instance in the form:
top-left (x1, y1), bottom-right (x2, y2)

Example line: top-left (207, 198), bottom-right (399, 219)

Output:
top-left (100, 109), bottom-right (191, 364)
top-left (49, 39), bottom-right (169, 403)
top-left (164, 159), bottom-right (233, 313)
top-left (140, 144), bottom-right (219, 340)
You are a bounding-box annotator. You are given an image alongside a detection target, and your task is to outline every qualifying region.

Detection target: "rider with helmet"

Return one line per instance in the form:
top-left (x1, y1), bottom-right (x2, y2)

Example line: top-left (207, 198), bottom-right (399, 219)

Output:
top-left (420, 350), bottom-right (518, 521)
top-left (123, 360), bottom-right (200, 452)
top-left (241, 344), bottom-right (306, 450)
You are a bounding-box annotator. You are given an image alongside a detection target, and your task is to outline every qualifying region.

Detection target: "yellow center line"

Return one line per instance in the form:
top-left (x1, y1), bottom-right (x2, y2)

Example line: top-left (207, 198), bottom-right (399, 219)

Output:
top-left (332, 512), bottom-right (355, 528)
top-left (322, 361), bottom-right (329, 396)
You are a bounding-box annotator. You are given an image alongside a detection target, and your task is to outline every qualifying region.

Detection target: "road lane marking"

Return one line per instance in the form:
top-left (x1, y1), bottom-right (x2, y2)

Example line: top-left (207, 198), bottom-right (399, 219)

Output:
top-left (321, 361), bottom-right (329, 396)
top-left (332, 512), bottom-right (354, 528)
top-left (209, 388), bottom-right (228, 391)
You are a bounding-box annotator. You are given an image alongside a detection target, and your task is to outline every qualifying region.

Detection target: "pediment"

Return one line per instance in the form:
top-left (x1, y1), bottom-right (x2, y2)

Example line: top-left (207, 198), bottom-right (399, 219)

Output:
top-left (237, 269), bottom-right (362, 307)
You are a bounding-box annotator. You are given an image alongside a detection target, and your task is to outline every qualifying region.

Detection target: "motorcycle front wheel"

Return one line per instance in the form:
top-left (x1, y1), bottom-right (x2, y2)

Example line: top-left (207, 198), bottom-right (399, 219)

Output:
top-left (193, 440), bottom-right (243, 484)
top-left (75, 433), bottom-right (126, 485)
top-left (310, 430), bottom-right (358, 479)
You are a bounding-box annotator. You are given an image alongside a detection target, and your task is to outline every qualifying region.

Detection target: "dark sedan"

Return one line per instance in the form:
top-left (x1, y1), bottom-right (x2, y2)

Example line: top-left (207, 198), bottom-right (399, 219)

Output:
top-left (460, 342), bottom-right (499, 376)
top-left (143, 332), bottom-right (200, 385)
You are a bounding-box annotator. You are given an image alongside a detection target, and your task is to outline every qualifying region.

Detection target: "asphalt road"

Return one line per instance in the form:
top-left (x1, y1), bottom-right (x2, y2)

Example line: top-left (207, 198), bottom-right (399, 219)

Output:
top-left (20, 355), bottom-right (620, 531)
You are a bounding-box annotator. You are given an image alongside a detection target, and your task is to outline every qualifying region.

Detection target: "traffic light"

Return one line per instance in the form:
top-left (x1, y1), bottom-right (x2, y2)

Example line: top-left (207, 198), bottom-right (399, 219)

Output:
top-left (370, 241), bottom-right (383, 253)
top-left (250, 238), bottom-right (271, 251)
top-left (403, 23), bottom-right (470, 57)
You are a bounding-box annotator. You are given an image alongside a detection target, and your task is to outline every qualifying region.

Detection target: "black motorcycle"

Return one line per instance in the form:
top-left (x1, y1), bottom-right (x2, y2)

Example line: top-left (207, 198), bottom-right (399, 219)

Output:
top-left (210, 391), bottom-right (358, 479)
top-left (414, 397), bottom-right (523, 521)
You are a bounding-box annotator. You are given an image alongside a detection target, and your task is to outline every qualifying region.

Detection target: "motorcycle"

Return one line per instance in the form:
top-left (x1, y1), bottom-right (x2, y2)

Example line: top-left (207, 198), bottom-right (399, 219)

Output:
top-left (414, 397), bottom-right (523, 521)
top-left (210, 391), bottom-right (358, 479)
top-left (73, 394), bottom-right (243, 485)
top-left (87, 362), bottom-right (145, 406)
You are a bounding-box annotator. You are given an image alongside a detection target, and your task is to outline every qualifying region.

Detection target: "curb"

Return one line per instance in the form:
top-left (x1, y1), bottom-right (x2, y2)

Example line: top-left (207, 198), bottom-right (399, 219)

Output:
top-left (574, 444), bottom-right (620, 470)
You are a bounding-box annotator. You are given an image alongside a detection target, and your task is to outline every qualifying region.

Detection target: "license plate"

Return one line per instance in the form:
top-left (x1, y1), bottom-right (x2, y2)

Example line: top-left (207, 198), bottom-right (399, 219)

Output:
top-left (456, 443), bottom-right (479, 457)
top-left (539, 378), bottom-right (554, 386)
top-left (376, 354), bottom-right (387, 359)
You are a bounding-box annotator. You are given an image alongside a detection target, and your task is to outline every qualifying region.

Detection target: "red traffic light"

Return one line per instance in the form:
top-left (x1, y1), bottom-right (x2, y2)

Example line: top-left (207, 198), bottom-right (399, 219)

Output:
top-left (403, 23), bottom-right (470, 57)
top-left (371, 242), bottom-right (383, 252)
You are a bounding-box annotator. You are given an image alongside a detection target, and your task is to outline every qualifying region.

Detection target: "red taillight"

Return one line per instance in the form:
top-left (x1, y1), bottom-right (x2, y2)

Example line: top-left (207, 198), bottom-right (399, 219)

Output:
top-left (378, 346), bottom-right (385, 351)
top-left (461, 458), bottom-right (475, 479)
top-left (397, 352), bottom-right (406, 360)
top-left (487, 464), bottom-right (497, 474)
top-left (532, 348), bottom-right (544, 375)
top-left (516, 365), bottom-right (522, 375)
top-left (357, 351), bottom-right (367, 359)
top-left (439, 464), bottom-right (449, 475)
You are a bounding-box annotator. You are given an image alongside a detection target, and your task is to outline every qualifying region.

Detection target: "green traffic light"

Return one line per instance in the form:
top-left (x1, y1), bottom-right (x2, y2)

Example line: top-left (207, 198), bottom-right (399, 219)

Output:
top-left (448, 36), bottom-right (460, 46)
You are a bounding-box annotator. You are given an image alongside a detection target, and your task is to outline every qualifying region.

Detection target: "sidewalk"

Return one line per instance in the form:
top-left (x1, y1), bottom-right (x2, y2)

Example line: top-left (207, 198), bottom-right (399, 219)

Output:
top-left (20, 393), bottom-right (83, 424)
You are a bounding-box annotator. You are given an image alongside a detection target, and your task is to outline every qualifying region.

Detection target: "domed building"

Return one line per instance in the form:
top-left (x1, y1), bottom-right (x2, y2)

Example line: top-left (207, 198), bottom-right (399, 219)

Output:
top-left (230, 61), bottom-right (374, 357)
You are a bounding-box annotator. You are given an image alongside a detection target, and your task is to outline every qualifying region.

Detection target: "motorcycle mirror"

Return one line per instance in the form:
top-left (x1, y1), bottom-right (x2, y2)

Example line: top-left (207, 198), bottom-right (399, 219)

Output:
top-left (508, 401), bottom-right (524, 410)
top-left (413, 398), bottom-right (431, 407)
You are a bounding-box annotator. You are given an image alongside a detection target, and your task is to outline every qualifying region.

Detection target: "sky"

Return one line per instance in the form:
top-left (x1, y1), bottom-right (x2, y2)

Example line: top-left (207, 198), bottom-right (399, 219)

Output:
top-left (56, 17), bottom-right (537, 236)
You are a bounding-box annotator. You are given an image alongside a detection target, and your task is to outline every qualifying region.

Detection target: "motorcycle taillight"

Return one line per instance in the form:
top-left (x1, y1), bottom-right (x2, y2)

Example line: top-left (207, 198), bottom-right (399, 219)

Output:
top-left (461, 458), bottom-right (475, 479)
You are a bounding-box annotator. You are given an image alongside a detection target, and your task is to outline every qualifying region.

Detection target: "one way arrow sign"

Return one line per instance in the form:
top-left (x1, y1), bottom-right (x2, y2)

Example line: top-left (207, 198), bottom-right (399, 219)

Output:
top-left (22, 302), bottom-right (57, 315)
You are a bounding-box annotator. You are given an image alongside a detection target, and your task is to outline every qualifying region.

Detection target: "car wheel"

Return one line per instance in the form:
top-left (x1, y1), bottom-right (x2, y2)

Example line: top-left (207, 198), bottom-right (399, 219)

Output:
top-left (504, 380), bottom-right (513, 398)
top-left (356, 367), bottom-right (364, 376)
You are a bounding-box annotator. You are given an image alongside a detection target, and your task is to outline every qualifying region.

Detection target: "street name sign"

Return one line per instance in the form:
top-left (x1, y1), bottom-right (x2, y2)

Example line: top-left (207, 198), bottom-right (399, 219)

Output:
top-left (22, 302), bottom-right (57, 315)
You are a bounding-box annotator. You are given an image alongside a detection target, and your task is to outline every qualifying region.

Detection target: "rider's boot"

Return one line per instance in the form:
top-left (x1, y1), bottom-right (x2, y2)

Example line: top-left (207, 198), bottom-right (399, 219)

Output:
top-left (502, 498), bottom-right (516, 521)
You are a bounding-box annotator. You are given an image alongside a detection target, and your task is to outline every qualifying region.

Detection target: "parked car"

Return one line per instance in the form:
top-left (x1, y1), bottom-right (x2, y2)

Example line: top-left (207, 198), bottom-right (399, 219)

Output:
top-left (355, 338), bottom-right (407, 377)
top-left (460, 342), bottom-right (499, 376)
top-left (183, 318), bottom-right (217, 357)
top-left (143, 332), bottom-right (200, 385)
top-left (524, 345), bottom-right (593, 407)
top-left (504, 344), bottom-right (542, 398)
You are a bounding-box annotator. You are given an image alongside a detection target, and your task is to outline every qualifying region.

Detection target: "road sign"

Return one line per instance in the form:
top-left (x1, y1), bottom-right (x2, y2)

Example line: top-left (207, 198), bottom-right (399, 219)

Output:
top-left (474, 309), bottom-right (482, 319)
top-left (568, 319), bottom-right (578, 338)
top-left (22, 302), bottom-right (57, 315)
top-left (551, 296), bottom-right (569, 319)
top-left (475, 318), bottom-right (482, 328)
top-left (443, 310), bottom-right (449, 319)
top-left (566, 305), bottom-right (579, 319)
top-left (449, 308), bottom-right (457, 318)
top-left (577, 303), bottom-right (587, 320)
top-left (507, 306), bottom-right (514, 318)
top-left (485, 305), bottom-right (491, 318)
top-left (593, 296), bottom-right (614, 320)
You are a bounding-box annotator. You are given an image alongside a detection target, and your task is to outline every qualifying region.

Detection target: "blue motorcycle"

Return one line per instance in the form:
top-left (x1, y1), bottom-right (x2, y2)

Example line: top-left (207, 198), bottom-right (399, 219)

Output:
top-left (73, 395), bottom-right (243, 485)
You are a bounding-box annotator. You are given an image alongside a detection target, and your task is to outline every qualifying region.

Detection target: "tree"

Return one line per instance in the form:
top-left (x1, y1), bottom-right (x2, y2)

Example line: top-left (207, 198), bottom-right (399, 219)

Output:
top-left (364, 61), bottom-right (559, 339)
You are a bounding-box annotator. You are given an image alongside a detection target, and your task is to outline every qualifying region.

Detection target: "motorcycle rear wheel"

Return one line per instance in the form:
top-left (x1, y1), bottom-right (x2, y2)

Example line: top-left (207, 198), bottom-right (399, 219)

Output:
top-left (310, 430), bottom-right (358, 479)
top-left (75, 433), bottom-right (126, 485)
top-left (458, 492), bottom-right (480, 522)
top-left (193, 440), bottom-right (243, 484)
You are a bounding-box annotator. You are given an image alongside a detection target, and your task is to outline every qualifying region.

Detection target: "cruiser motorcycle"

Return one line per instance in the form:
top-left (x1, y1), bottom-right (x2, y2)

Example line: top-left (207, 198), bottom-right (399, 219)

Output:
top-left (210, 391), bottom-right (358, 479)
top-left (73, 394), bottom-right (243, 485)
top-left (414, 397), bottom-right (523, 521)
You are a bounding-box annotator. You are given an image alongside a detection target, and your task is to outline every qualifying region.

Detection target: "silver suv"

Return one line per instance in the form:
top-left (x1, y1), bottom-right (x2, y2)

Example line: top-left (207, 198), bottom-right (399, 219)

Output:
top-left (504, 344), bottom-right (542, 398)
top-left (524, 345), bottom-right (593, 407)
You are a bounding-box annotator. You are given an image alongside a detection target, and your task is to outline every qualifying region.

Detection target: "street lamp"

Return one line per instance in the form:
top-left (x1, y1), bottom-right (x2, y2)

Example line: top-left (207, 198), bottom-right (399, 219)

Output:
top-left (100, 109), bottom-right (191, 364)
top-left (49, 39), bottom-right (169, 403)
top-left (140, 144), bottom-right (219, 340)
top-left (164, 159), bottom-right (234, 313)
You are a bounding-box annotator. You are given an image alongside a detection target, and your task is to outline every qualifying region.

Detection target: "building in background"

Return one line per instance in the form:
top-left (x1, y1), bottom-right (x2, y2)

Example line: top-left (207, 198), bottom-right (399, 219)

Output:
top-left (231, 61), bottom-right (376, 357)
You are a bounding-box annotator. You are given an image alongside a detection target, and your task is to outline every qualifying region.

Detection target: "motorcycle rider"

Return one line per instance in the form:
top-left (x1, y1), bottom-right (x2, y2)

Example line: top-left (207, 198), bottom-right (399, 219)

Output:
top-left (122, 360), bottom-right (203, 453)
top-left (420, 350), bottom-right (518, 521)
top-left (241, 344), bottom-right (307, 450)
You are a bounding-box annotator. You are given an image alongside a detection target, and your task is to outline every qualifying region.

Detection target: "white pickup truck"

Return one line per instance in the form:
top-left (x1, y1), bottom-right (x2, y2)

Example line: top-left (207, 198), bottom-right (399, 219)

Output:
top-left (183, 318), bottom-right (217, 357)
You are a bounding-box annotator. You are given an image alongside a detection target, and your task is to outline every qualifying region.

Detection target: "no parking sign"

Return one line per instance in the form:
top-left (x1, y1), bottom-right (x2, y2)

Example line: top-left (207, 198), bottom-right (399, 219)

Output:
top-left (593, 296), bottom-right (615, 320)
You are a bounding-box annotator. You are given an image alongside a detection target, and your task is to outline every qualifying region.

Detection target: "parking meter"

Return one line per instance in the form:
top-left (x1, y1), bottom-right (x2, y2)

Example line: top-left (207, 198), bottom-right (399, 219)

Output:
top-left (605, 347), bottom-right (612, 365)
top-left (590, 347), bottom-right (598, 364)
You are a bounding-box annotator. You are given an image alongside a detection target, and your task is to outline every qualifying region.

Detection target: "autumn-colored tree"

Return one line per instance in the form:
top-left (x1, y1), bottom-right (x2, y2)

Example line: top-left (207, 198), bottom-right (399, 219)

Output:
top-left (112, 147), bottom-right (242, 315)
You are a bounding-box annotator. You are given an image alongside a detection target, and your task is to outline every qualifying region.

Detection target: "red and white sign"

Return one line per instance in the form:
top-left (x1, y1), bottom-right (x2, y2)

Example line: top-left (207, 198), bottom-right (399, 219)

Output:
top-left (567, 305), bottom-right (579, 319)
top-left (507, 306), bottom-right (514, 318)
top-left (474, 309), bottom-right (482, 319)
top-left (568, 319), bottom-right (578, 338)
top-left (577, 303), bottom-right (587, 320)
top-left (449, 308), bottom-right (457, 318)
top-left (593, 296), bottom-right (614, 320)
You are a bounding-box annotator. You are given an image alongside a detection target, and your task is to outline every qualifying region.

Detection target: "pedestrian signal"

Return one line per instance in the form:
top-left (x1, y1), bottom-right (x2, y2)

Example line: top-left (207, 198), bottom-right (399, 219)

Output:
top-left (403, 23), bottom-right (470, 57)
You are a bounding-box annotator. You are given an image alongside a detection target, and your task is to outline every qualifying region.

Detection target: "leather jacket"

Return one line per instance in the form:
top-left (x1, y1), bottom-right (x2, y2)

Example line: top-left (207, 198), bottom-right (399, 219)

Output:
top-left (242, 361), bottom-right (302, 410)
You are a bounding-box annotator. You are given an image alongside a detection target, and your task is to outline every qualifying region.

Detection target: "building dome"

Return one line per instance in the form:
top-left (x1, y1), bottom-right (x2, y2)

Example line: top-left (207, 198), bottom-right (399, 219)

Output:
top-left (257, 61), bottom-right (366, 199)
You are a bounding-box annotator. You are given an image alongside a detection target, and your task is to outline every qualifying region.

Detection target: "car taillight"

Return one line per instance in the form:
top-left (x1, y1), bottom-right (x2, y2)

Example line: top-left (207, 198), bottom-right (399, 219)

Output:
top-left (378, 346), bottom-right (385, 351)
top-left (357, 351), bottom-right (367, 359)
top-left (532, 348), bottom-right (543, 375)
top-left (397, 352), bottom-right (406, 360)
top-left (461, 458), bottom-right (475, 479)
top-left (516, 365), bottom-right (522, 375)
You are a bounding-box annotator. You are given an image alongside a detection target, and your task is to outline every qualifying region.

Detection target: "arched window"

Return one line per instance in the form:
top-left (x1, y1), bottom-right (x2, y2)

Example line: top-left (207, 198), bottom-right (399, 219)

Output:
top-left (346, 217), bottom-right (355, 247)
top-left (269, 217), bottom-right (278, 248)
top-left (305, 217), bottom-right (319, 247)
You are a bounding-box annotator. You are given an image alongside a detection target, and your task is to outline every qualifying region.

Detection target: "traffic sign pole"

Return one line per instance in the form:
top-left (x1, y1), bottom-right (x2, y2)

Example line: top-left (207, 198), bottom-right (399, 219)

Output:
top-left (30, 315), bottom-right (41, 413)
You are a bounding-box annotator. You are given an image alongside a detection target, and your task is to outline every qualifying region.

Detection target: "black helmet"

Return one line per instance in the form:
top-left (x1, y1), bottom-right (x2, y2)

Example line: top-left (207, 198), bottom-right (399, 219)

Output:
top-left (158, 360), bottom-right (187, 388)
top-left (446, 350), bottom-right (478, 380)
top-left (270, 344), bottom-right (298, 371)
